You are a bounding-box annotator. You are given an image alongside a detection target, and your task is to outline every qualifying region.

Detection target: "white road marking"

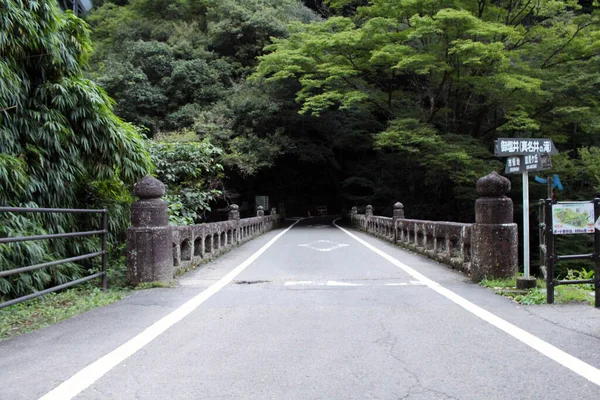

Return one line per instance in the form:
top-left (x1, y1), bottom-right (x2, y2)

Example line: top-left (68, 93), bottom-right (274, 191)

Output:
top-left (298, 239), bottom-right (349, 252)
top-left (334, 219), bottom-right (600, 387)
top-left (38, 220), bottom-right (303, 400)
top-left (326, 281), bottom-right (362, 286)
top-left (284, 281), bottom-right (315, 286)
top-left (284, 280), bottom-right (424, 287)
top-left (384, 282), bottom-right (425, 286)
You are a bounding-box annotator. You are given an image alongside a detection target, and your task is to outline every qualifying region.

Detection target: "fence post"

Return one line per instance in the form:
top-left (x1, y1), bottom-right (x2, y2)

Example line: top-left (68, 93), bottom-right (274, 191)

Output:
top-left (127, 175), bottom-right (173, 285)
top-left (257, 206), bottom-right (264, 217)
top-left (392, 202), bottom-right (404, 243)
top-left (471, 172), bottom-right (518, 282)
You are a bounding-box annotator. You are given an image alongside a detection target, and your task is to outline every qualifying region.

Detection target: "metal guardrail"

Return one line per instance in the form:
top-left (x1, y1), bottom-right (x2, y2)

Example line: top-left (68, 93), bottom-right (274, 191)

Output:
top-left (0, 207), bottom-right (108, 309)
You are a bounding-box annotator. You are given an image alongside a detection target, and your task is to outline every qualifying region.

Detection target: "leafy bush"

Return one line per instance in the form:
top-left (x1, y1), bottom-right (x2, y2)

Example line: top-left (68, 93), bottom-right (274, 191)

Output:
top-left (149, 134), bottom-right (224, 224)
top-left (0, 1), bottom-right (151, 299)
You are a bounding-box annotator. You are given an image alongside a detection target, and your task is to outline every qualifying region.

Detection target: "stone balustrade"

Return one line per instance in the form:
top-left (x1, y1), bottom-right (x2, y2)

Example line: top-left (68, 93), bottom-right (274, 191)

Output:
top-left (349, 171), bottom-right (518, 281)
top-left (350, 213), bottom-right (472, 272)
top-left (128, 175), bottom-right (280, 284)
top-left (171, 215), bottom-right (278, 273)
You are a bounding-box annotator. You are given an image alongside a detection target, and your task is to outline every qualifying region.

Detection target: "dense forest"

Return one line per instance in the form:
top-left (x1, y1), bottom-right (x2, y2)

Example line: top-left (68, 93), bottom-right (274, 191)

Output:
top-left (3, 0), bottom-right (600, 298)
top-left (84, 0), bottom-right (600, 218)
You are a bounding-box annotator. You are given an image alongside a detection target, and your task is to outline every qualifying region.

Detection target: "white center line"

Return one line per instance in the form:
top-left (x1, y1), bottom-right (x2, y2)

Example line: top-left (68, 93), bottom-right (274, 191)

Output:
top-left (334, 219), bottom-right (600, 387)
top-left (38, 219), bottom-right (303, 400)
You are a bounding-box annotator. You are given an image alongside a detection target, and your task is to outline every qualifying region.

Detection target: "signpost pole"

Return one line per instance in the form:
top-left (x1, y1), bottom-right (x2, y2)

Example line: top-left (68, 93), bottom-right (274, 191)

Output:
top-left (523, 171), bottom-right (530, 278)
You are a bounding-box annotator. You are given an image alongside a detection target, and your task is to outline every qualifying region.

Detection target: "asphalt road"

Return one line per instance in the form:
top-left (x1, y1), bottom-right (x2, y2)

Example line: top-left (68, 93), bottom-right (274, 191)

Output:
top-left (1, 217), bottom-right (600, 400)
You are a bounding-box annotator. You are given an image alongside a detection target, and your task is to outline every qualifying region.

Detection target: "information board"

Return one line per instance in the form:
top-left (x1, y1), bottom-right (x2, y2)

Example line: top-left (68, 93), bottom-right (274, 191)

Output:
top-left (552, 202), bottom-right (595, 234)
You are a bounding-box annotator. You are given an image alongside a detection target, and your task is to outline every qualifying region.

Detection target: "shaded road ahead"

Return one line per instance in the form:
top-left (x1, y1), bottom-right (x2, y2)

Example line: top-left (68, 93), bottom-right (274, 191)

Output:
top-left (1, 217), bottom-right (600, 399)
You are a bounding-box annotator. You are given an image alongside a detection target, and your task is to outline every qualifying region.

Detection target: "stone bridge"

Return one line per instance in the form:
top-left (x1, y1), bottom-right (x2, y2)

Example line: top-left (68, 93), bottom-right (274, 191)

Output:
top-left (128, 171), bottom-right (518, 286)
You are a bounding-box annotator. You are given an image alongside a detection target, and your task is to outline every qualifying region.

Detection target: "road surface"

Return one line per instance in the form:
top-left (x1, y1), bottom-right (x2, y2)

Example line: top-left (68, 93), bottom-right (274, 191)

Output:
top-left (1, 217), bottom-right (600, 399)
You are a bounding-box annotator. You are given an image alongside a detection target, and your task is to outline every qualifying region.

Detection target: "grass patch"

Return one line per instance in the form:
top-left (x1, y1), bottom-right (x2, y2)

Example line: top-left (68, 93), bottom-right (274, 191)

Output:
top-left (135, 281), bottom-right (173, 289)
top-left (480, 277), bottom-right (595, 306)
top-left (0, 287), bottom-right (129, 340)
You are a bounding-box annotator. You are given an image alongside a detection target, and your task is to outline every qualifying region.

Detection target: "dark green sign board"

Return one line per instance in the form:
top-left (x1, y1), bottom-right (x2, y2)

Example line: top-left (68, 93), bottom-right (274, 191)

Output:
top-left (495, 138), bottom-right (558, 157)
top-left (504, 154), bottom-right (552, 174)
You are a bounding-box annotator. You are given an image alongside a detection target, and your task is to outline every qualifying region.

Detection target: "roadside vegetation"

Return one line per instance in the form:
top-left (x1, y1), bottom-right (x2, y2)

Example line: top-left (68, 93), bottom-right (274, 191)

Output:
top-left (480, 269), bottom-right (596, 306)
top-left (0, 287), bottom-right (128, 340)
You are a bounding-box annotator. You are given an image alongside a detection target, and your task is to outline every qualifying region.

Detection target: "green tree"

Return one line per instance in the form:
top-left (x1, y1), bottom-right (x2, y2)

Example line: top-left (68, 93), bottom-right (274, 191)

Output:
top-left (253, 0), bottom-right (600, 211)
top-left (0, 0), bottom-right (151, 299)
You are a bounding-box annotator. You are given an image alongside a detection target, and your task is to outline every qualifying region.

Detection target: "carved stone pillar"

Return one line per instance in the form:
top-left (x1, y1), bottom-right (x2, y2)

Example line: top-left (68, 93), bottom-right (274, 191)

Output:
top-left (127, 175), bottom-right (173, 285)
top-left (471, 172), bottom-right (518, 281)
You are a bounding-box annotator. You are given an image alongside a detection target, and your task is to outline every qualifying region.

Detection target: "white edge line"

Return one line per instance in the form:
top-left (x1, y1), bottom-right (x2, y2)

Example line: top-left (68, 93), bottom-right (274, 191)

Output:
top-left (39, 219), bottom-right (303, 400)
top-left (333, 219), bottom-right (600, 387)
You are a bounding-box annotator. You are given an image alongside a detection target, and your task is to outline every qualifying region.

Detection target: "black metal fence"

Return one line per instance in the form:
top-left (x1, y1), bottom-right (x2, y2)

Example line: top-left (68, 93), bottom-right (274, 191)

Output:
top-left (541, 199), bottom-right (600, 307)
top-left (0, 207), bottom-right (108, 309)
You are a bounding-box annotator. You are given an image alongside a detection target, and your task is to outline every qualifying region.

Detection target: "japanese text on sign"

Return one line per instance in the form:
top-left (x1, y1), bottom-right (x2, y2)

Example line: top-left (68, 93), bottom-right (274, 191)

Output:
top-left (495, 138), bottom-right (557, 156)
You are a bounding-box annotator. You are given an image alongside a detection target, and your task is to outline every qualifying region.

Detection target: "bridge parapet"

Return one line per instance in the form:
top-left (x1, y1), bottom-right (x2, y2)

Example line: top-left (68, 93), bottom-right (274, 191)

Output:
top-left (350, 213), bottom-right (472, 272)
top-left (171, 214), bottom-right (278, 273)
top-left (128, 176), bottom-right (281, 284)
top-left (349, 172), bottom-right (518, 281)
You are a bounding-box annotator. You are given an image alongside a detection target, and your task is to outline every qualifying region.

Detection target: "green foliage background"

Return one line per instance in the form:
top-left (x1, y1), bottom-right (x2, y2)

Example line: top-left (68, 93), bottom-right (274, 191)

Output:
top-left (4, 0), bottom-right (600, 298)
top-left (0, 0), bottom-right (151, 299)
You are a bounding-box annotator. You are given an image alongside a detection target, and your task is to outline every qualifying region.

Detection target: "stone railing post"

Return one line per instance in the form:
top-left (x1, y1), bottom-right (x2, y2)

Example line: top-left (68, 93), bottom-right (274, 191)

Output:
top-left (127, 175), bottom-right (173, 285)
top-left (228, 204), bottom-right (240, 221)
top-left (392, 202), bottom-right (404, 242)
top-left (228, 204), bottom-right (241, 243)
top-left (271, 207), bottom-right (277, 216)
top-left (365, 205), bottom-right (373, 232)
top-left (392, 202), bottom-right (405, 219)
top-left (471, 172), bottom-right (518, 282)
top-left (257, 205), bottom-right (264, 217)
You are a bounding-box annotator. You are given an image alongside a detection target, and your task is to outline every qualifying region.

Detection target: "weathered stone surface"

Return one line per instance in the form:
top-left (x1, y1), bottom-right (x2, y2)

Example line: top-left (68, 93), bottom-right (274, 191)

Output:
top-left (471, 224), bottom-right (518, 281)
top-left (474, 197), bottom-right (514, 224)
top-left (257, 206), bottom-right (265, 217)
top-left (228, 204), bottom-right (240, 221)
top-left (471, 172), bottom-right (518, 281)
top-left (271, 207), bottom-right (277, 216)
top-left (127, 227), bottom-right (173, 285)
top-left (131, 199), bottom-right (169, 227)
top-left (393, 202), bottom-right (405, 219)
top-left (351, 206), bottom-right (358, 215)
top-left (366, 205), bottom-right (373, 218)
top-left (133, 175), bottom-right (165, 198)
top-left (128, 176), bottom-right (173, 285)
top-left (476, 171), bottom-right (510, 198)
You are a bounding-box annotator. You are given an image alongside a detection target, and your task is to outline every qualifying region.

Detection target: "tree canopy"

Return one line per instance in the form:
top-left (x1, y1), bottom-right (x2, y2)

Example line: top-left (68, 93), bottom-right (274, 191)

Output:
top-left (253, 0), bottom-right (600, 211)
